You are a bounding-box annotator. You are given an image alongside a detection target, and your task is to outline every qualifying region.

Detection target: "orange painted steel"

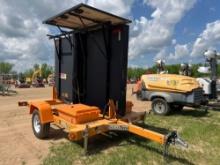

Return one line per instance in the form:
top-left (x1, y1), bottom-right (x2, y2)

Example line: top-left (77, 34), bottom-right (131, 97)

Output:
top-left (52, 86), bottom-right (57, 100)
top-left (68, 119), bottom-right (116, 141)
top-left (19, 98), bottom-right (168, 145)
top-left (28, 100), bottom-right (54, 124)
top-left (108, 100), bottom-right (117, 118)
top-left (118, 121), bottom-right (166, 144)
top-left (55, 104), bottom-right (100, 124)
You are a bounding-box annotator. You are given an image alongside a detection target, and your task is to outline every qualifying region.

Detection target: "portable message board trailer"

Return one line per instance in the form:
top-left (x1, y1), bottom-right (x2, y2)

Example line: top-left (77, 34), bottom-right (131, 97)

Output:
top-left (19, 3), bottom-right (187, 156)
top-left (48, 11), bottom-right (129, 116)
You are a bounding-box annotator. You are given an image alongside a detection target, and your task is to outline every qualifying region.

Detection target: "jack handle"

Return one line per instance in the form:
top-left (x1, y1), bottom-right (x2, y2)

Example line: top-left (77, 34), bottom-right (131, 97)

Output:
top-left (164, 131), bottom-right (188, 157)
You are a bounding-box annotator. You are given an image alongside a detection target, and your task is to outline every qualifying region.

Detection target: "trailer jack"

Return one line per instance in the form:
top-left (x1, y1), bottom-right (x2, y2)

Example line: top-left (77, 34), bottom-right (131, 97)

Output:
top-left (164, 131), bottom-right (188, 156)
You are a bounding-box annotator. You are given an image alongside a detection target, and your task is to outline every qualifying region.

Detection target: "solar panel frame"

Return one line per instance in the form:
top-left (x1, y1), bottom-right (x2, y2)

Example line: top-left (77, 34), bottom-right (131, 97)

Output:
top-left (43, 3), bottom-right (131, 30)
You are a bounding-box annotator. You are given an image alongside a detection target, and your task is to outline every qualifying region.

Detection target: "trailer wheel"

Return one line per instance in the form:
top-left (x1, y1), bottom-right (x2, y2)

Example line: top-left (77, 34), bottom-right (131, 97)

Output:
top-left (171, 104), bottom-right (184, 111)
top-left (152, 98), bottom-right (170, 115)
top-left (32, 109), bottom-right (50, 139)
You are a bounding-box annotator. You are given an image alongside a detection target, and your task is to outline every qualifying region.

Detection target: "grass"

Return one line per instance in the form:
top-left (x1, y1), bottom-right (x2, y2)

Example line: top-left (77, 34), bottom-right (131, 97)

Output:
top-left (43, 108), bottom-right (220, 165)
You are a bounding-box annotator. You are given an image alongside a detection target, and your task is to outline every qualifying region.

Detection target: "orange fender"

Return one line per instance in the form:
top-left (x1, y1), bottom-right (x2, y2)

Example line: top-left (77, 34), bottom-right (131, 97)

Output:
top-left (29, 101), bottom-right (54, 124)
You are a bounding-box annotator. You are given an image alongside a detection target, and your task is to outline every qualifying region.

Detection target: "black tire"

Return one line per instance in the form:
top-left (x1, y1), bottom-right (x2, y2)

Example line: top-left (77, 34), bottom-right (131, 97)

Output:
top-left (152, 98), bottom-right (170, 115)
top-left (170, 104), bottom-right (184, 111)
top-left (32, 109), bottom-right (50, 139)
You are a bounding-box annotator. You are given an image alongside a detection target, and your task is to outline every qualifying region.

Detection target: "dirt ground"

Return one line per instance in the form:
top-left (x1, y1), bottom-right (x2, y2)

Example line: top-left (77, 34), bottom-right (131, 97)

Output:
top-left (0, 84), bottom-right (150, 165)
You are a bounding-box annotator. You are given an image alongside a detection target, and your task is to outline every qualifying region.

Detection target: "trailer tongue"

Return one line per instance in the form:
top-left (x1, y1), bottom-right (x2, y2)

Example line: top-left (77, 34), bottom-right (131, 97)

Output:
top-left (19, 3), bottom-right (187, 157)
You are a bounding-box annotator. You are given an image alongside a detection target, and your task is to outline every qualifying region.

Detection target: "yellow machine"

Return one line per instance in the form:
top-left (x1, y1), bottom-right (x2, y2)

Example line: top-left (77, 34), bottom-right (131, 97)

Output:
top-left (133, 74), bottom-right (205, 115)
top-left (25, 77), bottom-right (31, 84)
top-left (32, 68), bottom-right (45, 87)
top-left (141, 74), bottom-right (200, 92)
top-left (47, 74), bottom-right (55, 86)
top-left (32, 68), bottom-right (41, 82)
top-left (19, 4), bottom-right (188, 157)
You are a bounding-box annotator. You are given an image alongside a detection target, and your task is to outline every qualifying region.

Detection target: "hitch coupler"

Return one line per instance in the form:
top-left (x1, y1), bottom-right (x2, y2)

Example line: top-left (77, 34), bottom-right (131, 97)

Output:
top-left (164, 131), bottom-right (188, 156)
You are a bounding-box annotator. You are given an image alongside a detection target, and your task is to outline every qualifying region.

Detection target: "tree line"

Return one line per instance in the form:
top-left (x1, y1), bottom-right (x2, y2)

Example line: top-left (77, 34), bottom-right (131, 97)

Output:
top-left (1, 61), bottom-right (218, 81)
top-left (127, 63), bottom-right (218, 80)
top-left (0, 62), bottom-right (53, 81)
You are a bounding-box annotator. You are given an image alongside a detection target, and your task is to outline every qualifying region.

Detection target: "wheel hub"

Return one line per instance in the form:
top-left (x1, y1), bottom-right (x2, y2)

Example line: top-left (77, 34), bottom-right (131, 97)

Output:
top-left (154, 102), bottom-right (165, 114)
top-left (33, 114), bottom-right (41, 133)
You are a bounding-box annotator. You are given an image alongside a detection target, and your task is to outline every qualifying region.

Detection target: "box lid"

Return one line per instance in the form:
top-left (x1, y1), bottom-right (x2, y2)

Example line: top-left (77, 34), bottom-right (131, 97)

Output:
top-left (55, 103), bottom-right (100, 116)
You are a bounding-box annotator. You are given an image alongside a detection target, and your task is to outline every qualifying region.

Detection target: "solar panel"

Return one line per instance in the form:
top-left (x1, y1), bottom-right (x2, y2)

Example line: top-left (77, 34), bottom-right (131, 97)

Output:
top-left (43, 3), bottom-right (131, 29)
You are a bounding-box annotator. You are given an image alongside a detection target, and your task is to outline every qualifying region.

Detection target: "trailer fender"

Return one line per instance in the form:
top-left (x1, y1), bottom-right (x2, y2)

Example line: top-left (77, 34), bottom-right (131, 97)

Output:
top-left (150, 92), bottom-right (174, 103)
top-left (29, 101), bottom-right (53, 124)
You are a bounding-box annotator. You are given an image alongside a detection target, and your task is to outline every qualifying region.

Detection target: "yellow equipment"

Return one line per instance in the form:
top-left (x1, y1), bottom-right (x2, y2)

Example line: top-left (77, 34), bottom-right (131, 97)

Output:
top-left (47, 74), bottom-right (55, 86)
top-left (25, 77), bottom-right (31, 84)
top-left (32, 68), bottom-right (45, 88)
top-left (141, 74), bottom-right (200, 93)
top-left (32, 68), bottom-right (41, 82)
top-left (133, 74), bottom-right (205, 115)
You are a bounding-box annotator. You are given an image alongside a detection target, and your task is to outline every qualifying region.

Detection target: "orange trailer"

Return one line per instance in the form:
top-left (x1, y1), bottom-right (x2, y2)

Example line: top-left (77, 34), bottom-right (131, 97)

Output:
top-left (19, 89), bottom-right (187, 155)
top-left (19, 3), bottom-right (187, 156)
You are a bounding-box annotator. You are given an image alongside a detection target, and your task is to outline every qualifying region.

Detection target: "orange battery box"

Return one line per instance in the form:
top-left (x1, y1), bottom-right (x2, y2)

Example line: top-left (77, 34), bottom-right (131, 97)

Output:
top-left (55, 104), bottom-right (101, 124)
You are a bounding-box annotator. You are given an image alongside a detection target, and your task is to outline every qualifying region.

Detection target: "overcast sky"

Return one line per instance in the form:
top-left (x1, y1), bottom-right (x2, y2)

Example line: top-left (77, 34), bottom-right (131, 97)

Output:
top-left (0, 0), bottom-right (220, 72)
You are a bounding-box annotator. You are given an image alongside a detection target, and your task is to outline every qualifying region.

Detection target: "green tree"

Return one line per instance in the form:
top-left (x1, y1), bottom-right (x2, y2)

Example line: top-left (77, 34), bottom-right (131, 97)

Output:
top-left (24, 69), bottom-right (34, 78)
top-left (127, 67), bottom-right (147, 80)
top-left (18, 72), bottom-right (25, 83)
top-left (31, 63), bottom-right (54, 79)
top-left (40, 63), bottom-right (53, 79)
top-left (140, 63), bottom-right (214, 78)
top-left (0, 62), bottom-right (14, 74)
top-left (33, 64), bottom-right (40, 71)
top-left (166, 64), bottom-right (180, 74)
